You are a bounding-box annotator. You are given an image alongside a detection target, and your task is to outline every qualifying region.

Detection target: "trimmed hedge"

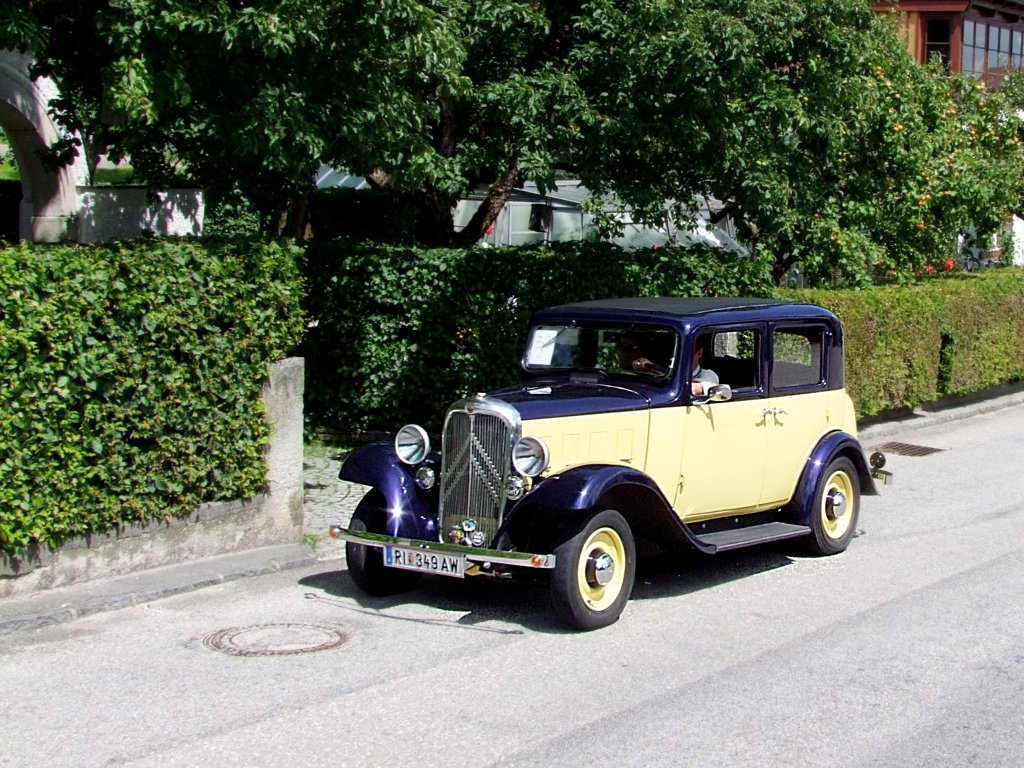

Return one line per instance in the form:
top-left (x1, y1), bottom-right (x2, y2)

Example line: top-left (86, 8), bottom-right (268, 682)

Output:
top-left (302, 240), bottom-right (1024, 433)
top-left (785, 269), bottom-right (1024, 417)
top-left (0, 239), bottom-right (303, 554)
top-left (301, 240), bottom-right (775, 432)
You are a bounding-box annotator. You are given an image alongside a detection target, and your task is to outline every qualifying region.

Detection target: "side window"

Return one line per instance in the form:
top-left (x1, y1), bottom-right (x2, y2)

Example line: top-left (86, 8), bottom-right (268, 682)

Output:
top-left (772, 327), bottom-right (824, 390)
top-left (706, 329), bottom-right (760, 393)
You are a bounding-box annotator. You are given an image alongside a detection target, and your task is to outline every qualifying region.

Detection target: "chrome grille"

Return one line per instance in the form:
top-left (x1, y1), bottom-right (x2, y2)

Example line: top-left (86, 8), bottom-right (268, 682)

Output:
top-left (438, 396), bottom-right (519, 547)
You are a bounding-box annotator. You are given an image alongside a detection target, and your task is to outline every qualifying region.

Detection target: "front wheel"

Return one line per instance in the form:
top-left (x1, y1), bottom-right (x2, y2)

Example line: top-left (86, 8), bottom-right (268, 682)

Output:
top-left (550, 509), bottom-right (636, 631)
top-left (346, 492), bottom-right (422, 596)
top-left (806, 457), bottom-right (860, 556)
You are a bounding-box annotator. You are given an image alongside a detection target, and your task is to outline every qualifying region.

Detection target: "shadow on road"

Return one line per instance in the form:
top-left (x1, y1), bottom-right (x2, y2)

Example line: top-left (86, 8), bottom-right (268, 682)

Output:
top-left (298, 540), bottom-right (805, 633)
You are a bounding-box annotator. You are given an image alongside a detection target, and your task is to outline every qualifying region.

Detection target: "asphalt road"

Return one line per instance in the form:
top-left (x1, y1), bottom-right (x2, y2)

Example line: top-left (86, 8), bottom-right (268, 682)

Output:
top-left (2, 404), bottom-right (1023, 768)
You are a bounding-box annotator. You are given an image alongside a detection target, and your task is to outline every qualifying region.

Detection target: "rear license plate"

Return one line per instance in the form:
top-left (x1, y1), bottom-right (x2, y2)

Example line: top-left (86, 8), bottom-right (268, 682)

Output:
top-left (384, 546), bottom-right (465, 578)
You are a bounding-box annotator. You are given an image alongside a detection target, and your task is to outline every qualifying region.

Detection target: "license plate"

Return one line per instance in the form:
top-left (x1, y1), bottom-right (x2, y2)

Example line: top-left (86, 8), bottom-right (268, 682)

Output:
top-left (384, 546), bottom-right (465, 578)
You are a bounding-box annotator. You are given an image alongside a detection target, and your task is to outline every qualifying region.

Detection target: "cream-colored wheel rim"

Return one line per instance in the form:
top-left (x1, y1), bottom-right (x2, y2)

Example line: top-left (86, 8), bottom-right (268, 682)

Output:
top-left (820, 470), bottom-right (855, 540)
top-left (576, 527), bottom-right (627, 611)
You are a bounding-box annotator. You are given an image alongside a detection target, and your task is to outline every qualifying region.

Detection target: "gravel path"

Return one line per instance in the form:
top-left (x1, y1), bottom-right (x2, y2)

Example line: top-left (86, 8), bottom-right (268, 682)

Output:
top-left (301, 448), bottom-right (366, 561)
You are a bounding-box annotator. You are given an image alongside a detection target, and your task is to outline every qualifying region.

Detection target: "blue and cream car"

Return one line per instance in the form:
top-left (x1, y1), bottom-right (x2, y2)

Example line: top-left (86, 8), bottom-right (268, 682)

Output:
top-left (331, 298), bottom-right (891, 630)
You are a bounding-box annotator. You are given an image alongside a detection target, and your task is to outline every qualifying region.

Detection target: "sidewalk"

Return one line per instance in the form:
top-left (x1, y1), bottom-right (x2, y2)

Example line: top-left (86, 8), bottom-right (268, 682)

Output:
top-left (4, 387), bottom-right (1024, 634)
top-left (0, 446), bottom-right (362, 635)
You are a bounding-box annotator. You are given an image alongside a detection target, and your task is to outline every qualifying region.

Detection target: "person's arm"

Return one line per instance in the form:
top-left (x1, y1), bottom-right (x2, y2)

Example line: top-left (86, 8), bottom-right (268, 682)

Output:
top-left (633, 357), bottom-right (667, 376)
top-left (691, 368), bottom-right (719, 395)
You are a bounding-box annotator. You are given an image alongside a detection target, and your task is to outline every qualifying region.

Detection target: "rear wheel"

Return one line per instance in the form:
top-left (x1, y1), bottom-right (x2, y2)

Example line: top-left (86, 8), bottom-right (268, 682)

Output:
top-left (550, 509), bottom-right (636, 631)
top-left (346, 492), bottom-right (422, 596)
top-left (806, 457), bottom-right (860, 555)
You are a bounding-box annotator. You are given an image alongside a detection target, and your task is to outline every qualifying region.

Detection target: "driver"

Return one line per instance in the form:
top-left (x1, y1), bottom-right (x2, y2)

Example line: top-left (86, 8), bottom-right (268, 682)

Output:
top-left (617, 332), bottom-right (668, 376)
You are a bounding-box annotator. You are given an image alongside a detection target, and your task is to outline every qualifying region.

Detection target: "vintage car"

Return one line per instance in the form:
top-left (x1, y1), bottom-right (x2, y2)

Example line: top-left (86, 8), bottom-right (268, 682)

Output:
top-left (330, 297), bottom-right (891, 630)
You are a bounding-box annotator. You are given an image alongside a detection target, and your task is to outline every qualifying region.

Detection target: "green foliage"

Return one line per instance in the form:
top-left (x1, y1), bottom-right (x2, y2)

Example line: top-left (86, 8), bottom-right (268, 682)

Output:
top-left (300, 240), bottom-right (773, 432)
top-left (203, 186), bottom-right (264, 240)
top-left (784, 269), bottom-right (1024, 416)
top-left (0, 0), bottom-right (45, 51)
top-left (572, 0), bottom-right (1024, 286)
top-left (305, 241), bottom-right (1024, 432)
top-left (0, 239), bottom-right (303, 554)
top-left (10, 1), bottom-right (1024, 280)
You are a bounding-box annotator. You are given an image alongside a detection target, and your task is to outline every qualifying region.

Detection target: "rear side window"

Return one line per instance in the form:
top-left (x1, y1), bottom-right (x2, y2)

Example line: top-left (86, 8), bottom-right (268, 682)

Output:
top-left (772, 327), bottom-right (824, 390)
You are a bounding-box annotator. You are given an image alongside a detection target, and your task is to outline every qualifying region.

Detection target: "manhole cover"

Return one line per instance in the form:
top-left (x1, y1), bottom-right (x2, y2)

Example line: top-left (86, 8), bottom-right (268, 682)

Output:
top-left (875, 441), bottom-right (945, 457)
top-left (203, 623), bottom-right (348, 657)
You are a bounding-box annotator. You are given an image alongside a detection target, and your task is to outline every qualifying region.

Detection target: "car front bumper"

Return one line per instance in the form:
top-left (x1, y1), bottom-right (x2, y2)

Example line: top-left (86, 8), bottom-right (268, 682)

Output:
top-left (328, 526), bottom-right (557, 570)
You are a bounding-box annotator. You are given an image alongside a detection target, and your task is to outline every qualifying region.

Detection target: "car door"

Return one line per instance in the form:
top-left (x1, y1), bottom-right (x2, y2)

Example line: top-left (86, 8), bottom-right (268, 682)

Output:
top-left (674, 326), bottom-right (770, 521)
top-left (759, 323), bottom-right (835, 507)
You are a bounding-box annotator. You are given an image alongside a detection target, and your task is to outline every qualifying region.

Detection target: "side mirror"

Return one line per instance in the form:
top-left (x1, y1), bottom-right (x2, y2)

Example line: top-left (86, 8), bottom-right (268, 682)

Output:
top-left (709, 383), bottom-right (732, 402)
top-left (692, 383), bottom-right (733, 405)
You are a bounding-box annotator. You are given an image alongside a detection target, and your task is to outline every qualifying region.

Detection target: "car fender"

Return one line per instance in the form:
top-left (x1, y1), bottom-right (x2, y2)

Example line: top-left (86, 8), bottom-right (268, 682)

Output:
top-left (788, 431), bottom-right (877, 527)
top-left (505, 464), bottom-right (712, 553)
top-left (338, 442), bottom-right (440, 540)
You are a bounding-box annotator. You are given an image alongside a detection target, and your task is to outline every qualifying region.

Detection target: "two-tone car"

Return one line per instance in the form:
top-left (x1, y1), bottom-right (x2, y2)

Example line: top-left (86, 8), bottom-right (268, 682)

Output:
top-left (330, 297), bottom-right (891, 630)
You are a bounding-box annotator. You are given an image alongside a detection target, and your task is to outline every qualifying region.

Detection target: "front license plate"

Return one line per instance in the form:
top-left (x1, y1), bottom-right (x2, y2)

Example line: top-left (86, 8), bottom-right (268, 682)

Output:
top-left (384, 546), bottom-right (465, 578)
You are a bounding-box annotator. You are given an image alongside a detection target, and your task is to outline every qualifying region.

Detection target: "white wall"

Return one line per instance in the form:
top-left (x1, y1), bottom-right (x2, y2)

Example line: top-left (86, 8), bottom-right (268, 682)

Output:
top-left (1012, 215), bottom-right (1024, 266)
top-left (76, 186), bottom-right (204, 242)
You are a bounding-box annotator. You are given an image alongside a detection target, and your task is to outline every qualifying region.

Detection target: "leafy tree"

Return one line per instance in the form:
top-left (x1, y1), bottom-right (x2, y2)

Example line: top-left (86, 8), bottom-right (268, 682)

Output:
top-left (6, 1), bottom-right (1024, 284)
top-left (4, 1), bottom-right (467, 235)
top-left (570, 0), bottom-right (1024, 285)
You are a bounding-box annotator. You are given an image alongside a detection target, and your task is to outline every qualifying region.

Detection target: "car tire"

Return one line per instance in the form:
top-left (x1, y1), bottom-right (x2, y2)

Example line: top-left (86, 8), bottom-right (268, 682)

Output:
top-left (346, 491), bottom-right (422, 596)
top-left (550, 509), bottom-right (636, 631)
top-left (805, 457), bottom-right (860, 556)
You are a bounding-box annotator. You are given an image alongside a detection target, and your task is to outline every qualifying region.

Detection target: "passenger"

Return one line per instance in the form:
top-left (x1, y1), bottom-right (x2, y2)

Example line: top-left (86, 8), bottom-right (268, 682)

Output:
top-left (691, 335), bottom-right (719, 396)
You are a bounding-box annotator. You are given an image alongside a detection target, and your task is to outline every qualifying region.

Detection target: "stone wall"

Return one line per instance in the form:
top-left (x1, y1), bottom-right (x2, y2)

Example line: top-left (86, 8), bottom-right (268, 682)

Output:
top-left (0, 358), bottom-right (305, 598)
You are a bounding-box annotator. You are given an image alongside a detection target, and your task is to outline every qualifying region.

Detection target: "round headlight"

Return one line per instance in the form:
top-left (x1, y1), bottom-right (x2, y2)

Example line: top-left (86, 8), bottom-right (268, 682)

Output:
top-left (395, 424), bottom-right (430, 465)
top-left (513, 436), bottom-right (549, 478)
top-left (415, 466), bottom-right (436, 490)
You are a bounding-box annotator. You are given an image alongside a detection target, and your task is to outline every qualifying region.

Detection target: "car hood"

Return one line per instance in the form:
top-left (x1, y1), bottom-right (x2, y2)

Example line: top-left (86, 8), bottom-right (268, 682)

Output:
top-left (488, 381), bottom-right (651, 420)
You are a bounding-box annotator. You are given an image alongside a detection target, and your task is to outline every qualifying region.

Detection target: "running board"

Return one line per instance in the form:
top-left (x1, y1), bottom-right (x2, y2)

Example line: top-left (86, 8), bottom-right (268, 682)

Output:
top-left (692, 522), bottom-right (811, 553)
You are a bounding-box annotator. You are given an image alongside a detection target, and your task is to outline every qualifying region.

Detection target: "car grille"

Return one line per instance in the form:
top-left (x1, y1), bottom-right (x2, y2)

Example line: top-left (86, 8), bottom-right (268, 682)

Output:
top-left (438, 397), bottom-right (519, 547)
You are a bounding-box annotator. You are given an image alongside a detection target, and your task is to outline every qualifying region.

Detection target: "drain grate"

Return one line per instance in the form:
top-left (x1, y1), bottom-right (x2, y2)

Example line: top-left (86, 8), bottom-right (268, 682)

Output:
top-left (874, 441), bottom-right (945, 457)
top-left (203, 623), bottom-right (349, 657)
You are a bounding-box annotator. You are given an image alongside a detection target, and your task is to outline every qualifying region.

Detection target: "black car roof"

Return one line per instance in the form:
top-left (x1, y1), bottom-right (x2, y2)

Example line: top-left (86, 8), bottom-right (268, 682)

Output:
top-left (530, 296), bottom-right (838, 328)
top-left (552, 297), bottom-right (791, 314)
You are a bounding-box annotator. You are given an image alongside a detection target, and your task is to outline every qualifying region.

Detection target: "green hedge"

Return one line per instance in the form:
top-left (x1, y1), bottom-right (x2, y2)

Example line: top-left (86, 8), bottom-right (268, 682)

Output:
top-left (303, 241), bottom-right (1024, 433)
top-left (0, 239), bottom-right (304, 554)
top-left (785, 269), bottom-right (1024, 417)
top-left (301, 240), bottom-right (774, 432)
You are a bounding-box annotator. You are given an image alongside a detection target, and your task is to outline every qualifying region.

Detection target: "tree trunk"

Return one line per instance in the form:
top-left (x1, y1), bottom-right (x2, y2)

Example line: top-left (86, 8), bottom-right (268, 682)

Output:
top-left (278, 190), bottom-right (312, 241)
top-left (452, 161), bottom-right (522, 248)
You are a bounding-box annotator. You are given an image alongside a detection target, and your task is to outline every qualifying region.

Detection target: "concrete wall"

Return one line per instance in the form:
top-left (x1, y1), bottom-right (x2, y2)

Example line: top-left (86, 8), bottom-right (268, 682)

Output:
top-left (76, 186), bottom-right (204, 242)
top-left (0, 358), bottom-right (305, 598)
top-left (1013, 215), bottom-right (1024, 267)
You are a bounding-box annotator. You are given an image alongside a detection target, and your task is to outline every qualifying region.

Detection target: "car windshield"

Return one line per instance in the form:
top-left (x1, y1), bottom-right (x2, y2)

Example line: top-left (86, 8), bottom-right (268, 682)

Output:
top-left (523, 323), bottom-right (679, 379)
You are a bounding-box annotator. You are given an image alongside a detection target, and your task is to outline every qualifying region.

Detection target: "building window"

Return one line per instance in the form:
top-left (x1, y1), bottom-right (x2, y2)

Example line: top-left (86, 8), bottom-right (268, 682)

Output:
top-left (925, 18), bottom-right (952, 65)
top-left (964, 16), bottom-right (1024, 88)
top-left (528, 204), bottom-right (552, 233)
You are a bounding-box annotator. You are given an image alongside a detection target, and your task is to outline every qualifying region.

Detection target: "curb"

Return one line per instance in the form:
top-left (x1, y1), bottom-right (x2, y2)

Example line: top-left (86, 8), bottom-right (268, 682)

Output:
top-left (858, 389), bottom-right (1024, 444)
